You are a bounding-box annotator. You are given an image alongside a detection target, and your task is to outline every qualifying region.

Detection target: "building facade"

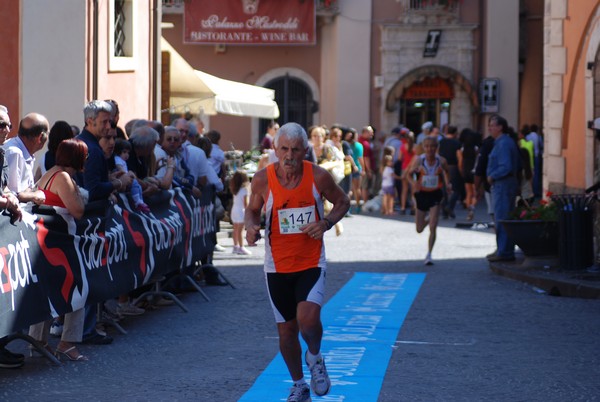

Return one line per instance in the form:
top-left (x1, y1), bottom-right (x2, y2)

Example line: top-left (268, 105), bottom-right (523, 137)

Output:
top-left (0, 0), bottom-right (159, 136)
top-left (544, 0), bottom-right (600, 193)
top-left (163, 0), bottom-right (542, 152)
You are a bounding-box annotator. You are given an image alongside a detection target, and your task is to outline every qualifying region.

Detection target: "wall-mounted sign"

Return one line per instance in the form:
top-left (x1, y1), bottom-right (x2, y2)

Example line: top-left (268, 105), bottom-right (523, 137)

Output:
top-left (480, 78), bottom-right (500, 113)
top-left (402, 77), bottom-right (453, 100)
top-left (184, 0), bottom-right (316, 45)
top-left (423, 30), bottom-right (442, 57)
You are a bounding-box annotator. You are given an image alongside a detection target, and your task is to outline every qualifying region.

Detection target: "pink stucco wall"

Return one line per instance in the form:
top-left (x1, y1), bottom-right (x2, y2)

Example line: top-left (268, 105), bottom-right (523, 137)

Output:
top-left (562, 0), bottom-right (600, 190)
top-left (94, 2), bottom-right (157, 127)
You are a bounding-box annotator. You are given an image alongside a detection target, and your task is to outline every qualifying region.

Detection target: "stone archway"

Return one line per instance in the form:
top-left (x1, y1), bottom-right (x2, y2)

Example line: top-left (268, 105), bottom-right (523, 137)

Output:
top-left (583, 4), bottom-right (600, 264)
top-left (251, 68), bottom-right (319, 146)
top-left (385, 65), bottom-right (479, 131)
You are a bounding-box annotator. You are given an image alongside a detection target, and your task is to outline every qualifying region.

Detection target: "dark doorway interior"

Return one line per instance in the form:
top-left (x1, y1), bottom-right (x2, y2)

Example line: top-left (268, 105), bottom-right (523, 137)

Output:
top-left (259, 74), bottom-right (314, 142)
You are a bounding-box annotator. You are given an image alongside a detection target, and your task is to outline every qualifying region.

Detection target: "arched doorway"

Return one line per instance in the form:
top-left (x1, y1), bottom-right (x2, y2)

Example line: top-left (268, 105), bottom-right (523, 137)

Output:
top-left (258, 74), bottom-right (315, 140)
top-left (594, 47), bottom-right (600, 184)
top-left (400, 77), bottom-right (454, 134)
top-left (386, 65), bottom-right (479, 133)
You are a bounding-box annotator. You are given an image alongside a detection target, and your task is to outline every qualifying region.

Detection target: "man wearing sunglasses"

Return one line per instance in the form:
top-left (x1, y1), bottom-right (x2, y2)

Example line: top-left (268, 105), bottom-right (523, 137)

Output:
top-left (0, 107), bottom-right (12, 144)
top-left (0, 106), bottom-right (25, 369)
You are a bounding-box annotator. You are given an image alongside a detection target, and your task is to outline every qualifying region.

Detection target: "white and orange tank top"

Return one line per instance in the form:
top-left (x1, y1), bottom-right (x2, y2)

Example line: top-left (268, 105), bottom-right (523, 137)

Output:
top-left (264, 161), bottom-right (326, 273)
top-left (417, 154), bottom-right (443, 192)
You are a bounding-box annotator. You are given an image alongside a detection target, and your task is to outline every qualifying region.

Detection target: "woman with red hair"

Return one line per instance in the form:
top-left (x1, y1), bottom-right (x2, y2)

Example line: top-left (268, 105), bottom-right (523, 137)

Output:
top-left (28, 138), bottom-right (89, 361)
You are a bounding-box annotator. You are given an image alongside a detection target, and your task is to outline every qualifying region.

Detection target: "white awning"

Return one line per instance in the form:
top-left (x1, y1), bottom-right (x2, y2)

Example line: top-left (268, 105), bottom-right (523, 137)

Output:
top-left (161, 37), bottom-right (279, 119)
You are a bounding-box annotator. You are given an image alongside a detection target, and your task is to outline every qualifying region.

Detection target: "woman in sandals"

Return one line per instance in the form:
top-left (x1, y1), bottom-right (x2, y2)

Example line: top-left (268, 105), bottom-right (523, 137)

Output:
top-left (28, 138), bottom-right (89, 361)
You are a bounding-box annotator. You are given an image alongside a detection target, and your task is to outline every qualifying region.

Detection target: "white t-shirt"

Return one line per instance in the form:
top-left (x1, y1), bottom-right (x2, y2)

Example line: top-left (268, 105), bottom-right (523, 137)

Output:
top-left (381, 166), bottom-right (394, 188)
top-left (230, 186), bottom-right (248, 223)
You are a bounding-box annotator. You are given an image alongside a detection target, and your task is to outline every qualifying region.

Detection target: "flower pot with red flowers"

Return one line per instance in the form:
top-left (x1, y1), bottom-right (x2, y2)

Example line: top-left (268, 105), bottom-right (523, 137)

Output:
top-left (499, 193), bottom-right (559, 264)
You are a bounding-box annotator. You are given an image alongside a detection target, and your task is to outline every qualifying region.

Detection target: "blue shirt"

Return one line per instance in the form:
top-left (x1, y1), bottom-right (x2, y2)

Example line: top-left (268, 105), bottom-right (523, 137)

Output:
top-left (486, 133), bottom-right (520, 181)
top-left (209, 144), bottom-right (225, 175)
top-left (77, 129), bottom-right (114, 201)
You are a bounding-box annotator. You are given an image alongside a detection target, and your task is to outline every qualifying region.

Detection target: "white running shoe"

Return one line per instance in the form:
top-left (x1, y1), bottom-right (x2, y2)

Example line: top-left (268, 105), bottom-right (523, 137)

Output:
top-left (424, 254), bottom-right (434, 266)
top-left (236, 247), bottom-right (252, 255)
top-left (214, 244), bottom-right (226, 252)
top-left (287, 383), bottom-right (311, 402)
top-left (305, 352), bottom-right (331, 396)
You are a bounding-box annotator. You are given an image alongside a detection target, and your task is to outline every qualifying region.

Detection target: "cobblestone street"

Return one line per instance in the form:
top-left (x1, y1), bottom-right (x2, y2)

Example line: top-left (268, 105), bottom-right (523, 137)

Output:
top-left (1, 208), bottom-right (599, 401)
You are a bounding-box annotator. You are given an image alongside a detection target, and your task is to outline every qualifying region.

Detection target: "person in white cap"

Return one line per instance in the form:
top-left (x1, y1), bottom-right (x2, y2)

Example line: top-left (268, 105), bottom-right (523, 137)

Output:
top-left (416, 121), bottom-right (433, 145)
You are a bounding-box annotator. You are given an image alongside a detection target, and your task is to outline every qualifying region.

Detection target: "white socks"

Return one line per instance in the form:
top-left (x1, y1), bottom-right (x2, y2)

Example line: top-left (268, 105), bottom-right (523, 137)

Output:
top-left (305, 350), bottom-right (322, 366)
top-left (294, 378), bottom-right (307, 387)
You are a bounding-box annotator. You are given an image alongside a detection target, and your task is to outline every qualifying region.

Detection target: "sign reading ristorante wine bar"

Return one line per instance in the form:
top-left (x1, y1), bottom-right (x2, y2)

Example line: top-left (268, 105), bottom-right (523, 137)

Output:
top-left (184, 0), bottom-right (316, 45)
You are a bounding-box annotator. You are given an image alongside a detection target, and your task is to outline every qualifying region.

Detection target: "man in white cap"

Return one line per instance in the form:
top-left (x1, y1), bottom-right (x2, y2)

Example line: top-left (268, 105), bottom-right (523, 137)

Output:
top-left (416, 121), bottom-right (433, 145)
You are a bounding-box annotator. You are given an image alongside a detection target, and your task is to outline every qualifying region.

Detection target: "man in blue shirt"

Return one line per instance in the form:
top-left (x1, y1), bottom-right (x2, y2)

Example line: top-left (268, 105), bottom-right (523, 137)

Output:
top-left (486, 114), bottom-right (520, 262)
top-left (77, 100), bottom-right (134, 345)
top-left (77, 100), bottom-right (132, 201)
top-left (206, 129), bottom-right (225, 177)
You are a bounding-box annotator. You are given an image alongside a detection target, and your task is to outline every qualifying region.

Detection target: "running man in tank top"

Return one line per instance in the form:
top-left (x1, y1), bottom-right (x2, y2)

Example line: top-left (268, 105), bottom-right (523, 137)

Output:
top-left (407, 136), bottom-right (451, 266)
top-left (245, 123), bottom-right (350, 402)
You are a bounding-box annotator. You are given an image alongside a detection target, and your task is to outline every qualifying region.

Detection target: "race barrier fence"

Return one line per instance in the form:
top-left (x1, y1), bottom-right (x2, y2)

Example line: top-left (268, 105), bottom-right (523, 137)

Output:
top-left (0, 186), bottom-right (216, 338)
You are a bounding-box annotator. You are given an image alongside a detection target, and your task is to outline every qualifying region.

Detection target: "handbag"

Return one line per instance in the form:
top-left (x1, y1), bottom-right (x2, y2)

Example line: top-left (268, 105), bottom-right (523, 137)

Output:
top-left (344, 160), bottom-right (352, 176)
top-left (319, 160), bottom-right (345, 184)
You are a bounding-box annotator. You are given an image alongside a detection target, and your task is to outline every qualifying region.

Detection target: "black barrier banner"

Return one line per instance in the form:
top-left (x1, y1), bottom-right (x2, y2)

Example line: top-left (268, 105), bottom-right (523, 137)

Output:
top-left (0, 187), bottom-right (215, 337)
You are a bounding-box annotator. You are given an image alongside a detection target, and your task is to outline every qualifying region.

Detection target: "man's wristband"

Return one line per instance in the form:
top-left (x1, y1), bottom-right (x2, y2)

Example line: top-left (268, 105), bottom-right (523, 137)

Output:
top-left (323, 217), bottom-right (334, 231)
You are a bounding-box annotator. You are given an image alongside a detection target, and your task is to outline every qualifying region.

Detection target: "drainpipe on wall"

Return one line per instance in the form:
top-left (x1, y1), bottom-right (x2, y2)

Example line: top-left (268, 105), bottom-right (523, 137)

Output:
top-left (151, 0), bottom-right (160, 120)
top-left (92, 0), bottom-right (98, 101)
top-left (478, 0), bottom-right (485, 133)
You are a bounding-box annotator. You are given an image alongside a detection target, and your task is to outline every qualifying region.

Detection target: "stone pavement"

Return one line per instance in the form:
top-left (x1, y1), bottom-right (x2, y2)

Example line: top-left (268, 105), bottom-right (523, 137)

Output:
top-left (361, 202), bottom-right (600, 300)
top-left (0, 201), bottom-right (598, 401)
top-left (489, 258), bottom-right (600, 299)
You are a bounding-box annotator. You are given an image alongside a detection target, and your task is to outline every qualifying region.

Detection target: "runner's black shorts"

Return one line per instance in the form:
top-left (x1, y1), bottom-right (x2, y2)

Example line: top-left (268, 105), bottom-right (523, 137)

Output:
top-left (415, 189), bottom-right (443, 212)
top-left (265, 268), bottom-right (325, 323)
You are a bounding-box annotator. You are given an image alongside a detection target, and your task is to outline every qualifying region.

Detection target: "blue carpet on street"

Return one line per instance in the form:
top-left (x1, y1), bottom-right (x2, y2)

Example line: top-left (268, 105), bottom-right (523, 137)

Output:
top-left (239, 272), bottom-right (426, 401)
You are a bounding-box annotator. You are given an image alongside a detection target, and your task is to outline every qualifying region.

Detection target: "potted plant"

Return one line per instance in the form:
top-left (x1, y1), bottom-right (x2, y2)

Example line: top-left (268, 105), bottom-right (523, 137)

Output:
top-left (499, 192), bottom-right (559, 257)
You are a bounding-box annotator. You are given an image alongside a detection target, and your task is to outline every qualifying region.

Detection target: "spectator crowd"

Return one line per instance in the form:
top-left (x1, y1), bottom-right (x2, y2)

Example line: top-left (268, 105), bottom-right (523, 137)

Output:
top-left (0, 100), bottom-right (543, 370)
top-left (0, 100), bottom-right (227, 368)
top-left (257, 117), bottom-right (544, 265)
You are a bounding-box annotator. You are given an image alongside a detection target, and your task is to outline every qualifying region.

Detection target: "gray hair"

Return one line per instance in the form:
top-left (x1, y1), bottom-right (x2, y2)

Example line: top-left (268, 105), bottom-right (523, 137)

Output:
top-left (83, 100), bottom-right (112, 121)
top-left (130, 126), bottom-right (159, 150)
top-left (132, 119), bottom-right (149, 132)
top-left (274, 122), bottom-right (308, 149)
top-left (148, 120), bottom-right (164, 138)
top-left (0, 105), bottom-right (7, 113)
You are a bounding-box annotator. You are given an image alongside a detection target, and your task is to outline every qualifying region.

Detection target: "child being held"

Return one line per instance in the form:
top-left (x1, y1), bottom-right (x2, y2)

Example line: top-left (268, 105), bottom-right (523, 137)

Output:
top-left (114, 139), bottom-right (151, 213)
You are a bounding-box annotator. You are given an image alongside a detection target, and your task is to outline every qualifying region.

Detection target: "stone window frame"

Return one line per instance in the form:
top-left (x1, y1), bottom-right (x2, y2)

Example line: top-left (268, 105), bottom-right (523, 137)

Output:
top-left (108, 0), bottom-right (138, 72)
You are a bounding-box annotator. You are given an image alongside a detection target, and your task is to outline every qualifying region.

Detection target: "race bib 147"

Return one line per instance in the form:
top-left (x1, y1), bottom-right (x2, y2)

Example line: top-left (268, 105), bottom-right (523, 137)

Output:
top-left (278, 206), bottom-right (316, 234)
